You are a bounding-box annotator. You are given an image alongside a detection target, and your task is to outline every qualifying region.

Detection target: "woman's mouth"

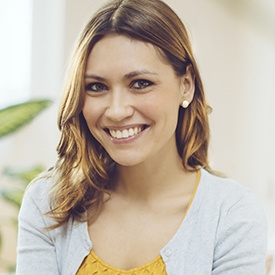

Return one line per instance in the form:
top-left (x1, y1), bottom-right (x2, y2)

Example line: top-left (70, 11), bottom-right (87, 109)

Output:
top-left (106, 125), bottom-right (148, 140)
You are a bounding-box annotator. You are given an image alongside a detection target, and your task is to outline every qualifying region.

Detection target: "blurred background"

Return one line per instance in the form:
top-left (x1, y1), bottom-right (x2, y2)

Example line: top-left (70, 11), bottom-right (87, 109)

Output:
top-left (0, 0), bottom-right (274, 273)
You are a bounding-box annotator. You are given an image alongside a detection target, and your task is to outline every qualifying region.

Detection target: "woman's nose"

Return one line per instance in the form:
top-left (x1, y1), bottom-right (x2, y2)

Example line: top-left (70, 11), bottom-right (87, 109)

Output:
top-left (105, 90), bottom-right (134, 122)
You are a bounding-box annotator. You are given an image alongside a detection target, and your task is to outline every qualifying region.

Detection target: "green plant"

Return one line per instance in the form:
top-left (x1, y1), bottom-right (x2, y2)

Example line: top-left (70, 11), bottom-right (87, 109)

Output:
top-left (0, 99), bottom-right (52, 271)
top-left (0, 166), bottom-right (44, 272)
top-left (0, 99), bottom-right (52, 139)
top-left (1, 166), bottom-right (45, 209)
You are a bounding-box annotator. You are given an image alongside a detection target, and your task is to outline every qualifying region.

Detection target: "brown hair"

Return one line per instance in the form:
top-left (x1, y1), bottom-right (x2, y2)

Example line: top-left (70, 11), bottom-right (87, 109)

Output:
top-left (46, 0), bottom-right (211, 228)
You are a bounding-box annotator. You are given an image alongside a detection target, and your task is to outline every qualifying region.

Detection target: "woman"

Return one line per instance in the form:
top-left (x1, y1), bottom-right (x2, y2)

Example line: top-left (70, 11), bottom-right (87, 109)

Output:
top-left (16, 0), bottom-right (267, 274)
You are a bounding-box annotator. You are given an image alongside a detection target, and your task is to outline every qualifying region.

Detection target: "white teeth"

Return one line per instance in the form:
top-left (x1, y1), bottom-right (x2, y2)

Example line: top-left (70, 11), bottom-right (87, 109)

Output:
top-left (116, 130), bottom-right (122, 138)
top-left (122, 129), bottom-right (128, 138)
top-left (128, 128), bottom-right (134, 136)
top-left (109, 127), bottom-right (143, 139)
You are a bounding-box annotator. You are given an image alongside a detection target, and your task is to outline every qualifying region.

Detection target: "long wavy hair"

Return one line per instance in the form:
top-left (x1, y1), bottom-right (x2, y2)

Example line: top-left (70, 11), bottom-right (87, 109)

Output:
top-left (46, 0), bottom-right (211, 228)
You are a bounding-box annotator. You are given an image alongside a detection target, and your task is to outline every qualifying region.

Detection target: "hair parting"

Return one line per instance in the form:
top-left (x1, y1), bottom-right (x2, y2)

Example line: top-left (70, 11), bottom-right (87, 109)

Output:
top-left (43, 0), bottom-right (212, 229)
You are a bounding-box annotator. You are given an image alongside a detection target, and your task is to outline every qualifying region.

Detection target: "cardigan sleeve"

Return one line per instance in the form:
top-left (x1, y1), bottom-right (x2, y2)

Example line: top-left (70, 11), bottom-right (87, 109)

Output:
top-left (16, 184), bottom-right (60, 275)
top-left (212, 192), bottom-right (267, 275)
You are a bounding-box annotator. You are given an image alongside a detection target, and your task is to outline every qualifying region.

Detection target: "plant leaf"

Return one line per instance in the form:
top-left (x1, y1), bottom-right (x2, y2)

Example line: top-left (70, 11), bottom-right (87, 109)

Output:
top-left (3, 166), bottom-right (44, 184)
top-left (0, 99), bottom-right (52, 139)
top-left (0, 189), bottom-right (25, 209)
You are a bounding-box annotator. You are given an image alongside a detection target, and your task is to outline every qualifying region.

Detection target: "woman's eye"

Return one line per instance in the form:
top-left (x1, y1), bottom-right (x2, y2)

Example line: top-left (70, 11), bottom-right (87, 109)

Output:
top-left (131, 80), bottom-right (153, 90)
top-left (85, 82), bottom-right (107, 92)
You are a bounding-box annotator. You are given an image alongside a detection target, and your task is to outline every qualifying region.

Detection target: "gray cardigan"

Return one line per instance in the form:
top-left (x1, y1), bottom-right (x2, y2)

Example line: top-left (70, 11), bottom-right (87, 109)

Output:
top-left (16, 169), bottom-right (267, 274)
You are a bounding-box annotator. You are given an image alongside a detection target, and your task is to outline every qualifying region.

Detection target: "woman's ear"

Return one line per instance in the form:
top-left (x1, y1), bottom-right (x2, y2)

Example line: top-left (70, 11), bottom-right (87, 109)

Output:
top-left (179, 64), bottom-right (195, 106)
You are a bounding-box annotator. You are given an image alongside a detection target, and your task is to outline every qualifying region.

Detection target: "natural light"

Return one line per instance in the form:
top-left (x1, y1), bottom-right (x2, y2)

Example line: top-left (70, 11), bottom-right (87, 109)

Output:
top-left (0, 0), bottom-right (32, 108)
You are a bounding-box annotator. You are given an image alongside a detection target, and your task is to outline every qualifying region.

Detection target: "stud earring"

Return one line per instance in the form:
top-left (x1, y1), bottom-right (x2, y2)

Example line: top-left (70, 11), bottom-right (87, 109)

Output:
top-left (181, 100), bottom-right (189, 108)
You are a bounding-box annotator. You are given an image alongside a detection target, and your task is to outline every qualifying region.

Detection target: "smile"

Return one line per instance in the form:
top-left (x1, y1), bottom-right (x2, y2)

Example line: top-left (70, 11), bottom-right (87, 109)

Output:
top-left (107, 126), bottom-right (147, 139)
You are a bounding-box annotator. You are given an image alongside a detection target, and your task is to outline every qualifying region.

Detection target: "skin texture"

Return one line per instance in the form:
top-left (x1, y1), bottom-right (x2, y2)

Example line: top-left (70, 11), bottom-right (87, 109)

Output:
top-left (82, 35), bottom-right (197, 270)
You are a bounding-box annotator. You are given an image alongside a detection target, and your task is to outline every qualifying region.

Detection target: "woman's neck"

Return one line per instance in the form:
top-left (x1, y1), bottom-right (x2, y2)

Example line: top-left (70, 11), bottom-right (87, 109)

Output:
top-left (114, 151), bottom-right (195, 202)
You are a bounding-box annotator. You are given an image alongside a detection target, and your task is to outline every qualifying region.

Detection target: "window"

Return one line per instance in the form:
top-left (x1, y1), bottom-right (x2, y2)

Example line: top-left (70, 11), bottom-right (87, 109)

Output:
top-left (0, 0), bottom-right (32, 107)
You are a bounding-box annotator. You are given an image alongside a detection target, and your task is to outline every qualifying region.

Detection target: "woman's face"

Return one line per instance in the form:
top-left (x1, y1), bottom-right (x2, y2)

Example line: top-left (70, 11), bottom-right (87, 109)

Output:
top-left (82, 34), bottom-right (194, 167)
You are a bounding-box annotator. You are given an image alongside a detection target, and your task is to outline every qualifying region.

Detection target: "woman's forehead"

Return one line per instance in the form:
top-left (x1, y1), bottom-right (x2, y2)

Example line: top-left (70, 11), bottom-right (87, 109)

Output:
top-left (86, 34), bottom-right (171, 74)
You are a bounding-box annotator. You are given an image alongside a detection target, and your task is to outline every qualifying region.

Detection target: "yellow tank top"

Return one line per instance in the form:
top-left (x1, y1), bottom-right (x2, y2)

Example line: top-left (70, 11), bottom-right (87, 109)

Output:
top-left (76, 250), bottom-right (167, 274)
top-left (77, 170), bottom-right (201, 275)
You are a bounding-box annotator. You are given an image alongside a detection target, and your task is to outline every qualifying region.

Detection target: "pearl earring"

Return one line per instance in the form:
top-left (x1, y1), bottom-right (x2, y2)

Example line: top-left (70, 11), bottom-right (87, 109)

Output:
top-left (181, 100), bottom-right (189, 108)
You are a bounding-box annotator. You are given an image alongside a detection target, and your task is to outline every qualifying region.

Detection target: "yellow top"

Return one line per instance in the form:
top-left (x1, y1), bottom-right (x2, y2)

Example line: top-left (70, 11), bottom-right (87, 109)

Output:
top-left (77, 250), bottom-right (167, 274)
top-left (77, 170), bottom-right (201, 275)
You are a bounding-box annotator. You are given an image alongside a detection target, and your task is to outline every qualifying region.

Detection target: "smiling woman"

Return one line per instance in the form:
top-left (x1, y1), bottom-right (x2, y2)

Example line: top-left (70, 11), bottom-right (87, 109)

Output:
top-left (16, 0), bottom-right (267, 274)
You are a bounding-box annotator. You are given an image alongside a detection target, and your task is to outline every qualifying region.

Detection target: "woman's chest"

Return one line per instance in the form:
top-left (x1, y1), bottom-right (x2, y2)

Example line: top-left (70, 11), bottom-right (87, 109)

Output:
top-left (87, 197), bottom-right (190, 270)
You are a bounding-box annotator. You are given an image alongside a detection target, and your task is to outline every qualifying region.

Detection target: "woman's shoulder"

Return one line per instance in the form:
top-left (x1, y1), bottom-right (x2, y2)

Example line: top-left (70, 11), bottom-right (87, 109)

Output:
top-left (196, 169), bottom-right (267, 238)
top-left (198, 170), bottom-right (267, 271)
top-left (198, 169), bottom-right (266, 220)
top-left (200, 168), bottom-right (255, 201)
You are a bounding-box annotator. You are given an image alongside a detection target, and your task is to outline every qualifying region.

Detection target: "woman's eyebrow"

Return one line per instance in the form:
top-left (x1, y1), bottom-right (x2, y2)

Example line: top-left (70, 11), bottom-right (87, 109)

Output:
top-left (84, 74), bottom-right (105, 81)
top-left (123, 70), bottom-right (159, 80)
top-left (84, 70), bottom-right (159, 81)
